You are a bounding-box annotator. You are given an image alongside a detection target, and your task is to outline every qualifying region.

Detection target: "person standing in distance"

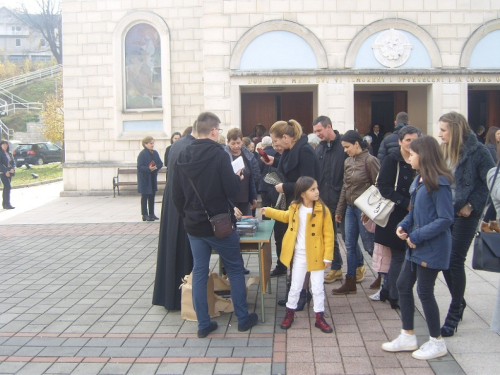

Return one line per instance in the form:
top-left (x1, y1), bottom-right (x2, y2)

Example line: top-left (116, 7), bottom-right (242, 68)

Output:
top-left (172, 112), bottom-right (258, 338)
top-left (378, 112), bottom-right (410, 163)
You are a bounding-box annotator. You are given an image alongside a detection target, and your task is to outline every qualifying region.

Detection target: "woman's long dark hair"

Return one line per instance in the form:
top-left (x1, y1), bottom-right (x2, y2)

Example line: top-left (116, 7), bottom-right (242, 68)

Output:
top-left (410, 136), bottom-right (454, 192)
top-left (292, 176), bottom-right (326, 217)
top-left (485, 126), bottom-right (500, 158)
top-left (340, 130), bottom-right (369, 150)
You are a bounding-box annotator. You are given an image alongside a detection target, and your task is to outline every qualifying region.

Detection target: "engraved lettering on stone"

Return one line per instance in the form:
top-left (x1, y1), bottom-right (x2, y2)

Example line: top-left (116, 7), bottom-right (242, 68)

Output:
top-left (372, 29), bottom-right (413, 68)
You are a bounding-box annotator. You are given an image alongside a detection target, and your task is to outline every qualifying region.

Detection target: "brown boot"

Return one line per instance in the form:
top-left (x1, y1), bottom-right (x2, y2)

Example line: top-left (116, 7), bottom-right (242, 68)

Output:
top-left (280, 308), bottom-right (295, 329)
top-left (490, 221), bottom-right (500, 233)
top-left (481, 221), bottom-right (494, 232)
top-left (332, 275), bottom-right (357, 295)
top-left (370, 274), bottom-right (382, 289)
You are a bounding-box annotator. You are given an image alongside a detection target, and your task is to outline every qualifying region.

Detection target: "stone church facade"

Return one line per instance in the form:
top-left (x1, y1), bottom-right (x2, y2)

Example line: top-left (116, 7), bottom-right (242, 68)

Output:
top-left (62, 0), bottom-right (500, 193)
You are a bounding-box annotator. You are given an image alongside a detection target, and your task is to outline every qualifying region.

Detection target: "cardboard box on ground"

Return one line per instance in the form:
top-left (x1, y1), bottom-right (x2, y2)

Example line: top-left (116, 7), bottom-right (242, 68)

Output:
top-left (181, 272), bottom-right (259, 321)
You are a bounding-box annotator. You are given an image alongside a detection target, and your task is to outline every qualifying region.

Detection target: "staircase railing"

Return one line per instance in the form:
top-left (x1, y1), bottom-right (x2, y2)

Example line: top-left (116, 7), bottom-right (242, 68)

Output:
top-left (0, 119), bottom-right (14, 141)
top-left (0, 64), bottom-right (62, 91)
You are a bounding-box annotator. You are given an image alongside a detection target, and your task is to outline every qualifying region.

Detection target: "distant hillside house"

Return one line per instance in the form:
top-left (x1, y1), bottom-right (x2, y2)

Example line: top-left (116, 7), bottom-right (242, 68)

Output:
top-left (0, 6), bottom-right (52, 62)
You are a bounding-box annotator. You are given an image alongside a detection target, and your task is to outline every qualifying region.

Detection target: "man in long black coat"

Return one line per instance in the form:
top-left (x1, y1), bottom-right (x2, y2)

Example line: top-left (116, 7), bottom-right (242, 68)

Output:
top-left (152, 125), bottom-right (197, 310)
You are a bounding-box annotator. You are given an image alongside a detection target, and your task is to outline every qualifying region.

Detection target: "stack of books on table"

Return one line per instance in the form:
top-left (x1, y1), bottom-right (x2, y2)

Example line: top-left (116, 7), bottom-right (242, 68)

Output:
top-left (236, 217), bottom-right (260, 237)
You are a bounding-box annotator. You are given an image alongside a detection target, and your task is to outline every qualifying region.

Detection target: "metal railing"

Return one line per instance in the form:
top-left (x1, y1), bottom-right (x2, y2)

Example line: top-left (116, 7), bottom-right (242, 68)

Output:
top-left (0, 119), bottom-right (14, 141)
top-left (0, 88), bottom-right (43, 115)
top-left (0, 64), bottom-right (62, 91)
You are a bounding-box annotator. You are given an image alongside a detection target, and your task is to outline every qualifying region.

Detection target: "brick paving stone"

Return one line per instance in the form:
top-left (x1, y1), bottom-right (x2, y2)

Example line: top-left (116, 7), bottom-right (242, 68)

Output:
top-left (315, 361), bottom-right (346, 374)
top-left (287, 350), bottom-right (313, 363)
top-left (147, 337), bottom-right (186, 347)
top-left (233, 346), bottom-right (273, 357)
top-left (76, 347), bottom-right (105, 357)
top-left (248, 337), bottom-right (273, 347)
top-left (285, 362), bottom-right (315, 375)
top-left (209, 337), bottom-right (248, 347)
top-left (98, 363), bottom-right (132, 375)
top-left (0, 346), bottom-right (20, 356)
top-left (39, 346), bottom-right (80, 357)
top-left (184, 337), bottom-right (211, 347)
top-left (127, 363), bottom-right (160, 375)
top-left (184, 362), bottom-right (216, 374)
top-left (45, 362), bottom-right (79, 374)
top-left (214, 362), bottom-right (244, 374)
top-left (26, 337), bottom-right (66, 347)
top-left (374, 368), bottom-right (406, 375)
top-left (15, 362), bottom-right (53, 375)
top-left (139, 347), bottom-right (168, 357)
top-left (205, 347), bottom-right (234, 357)
top-left (165, 347), bottom-right (207, 357)
top-left (101, 347), bottom-right (143, 357)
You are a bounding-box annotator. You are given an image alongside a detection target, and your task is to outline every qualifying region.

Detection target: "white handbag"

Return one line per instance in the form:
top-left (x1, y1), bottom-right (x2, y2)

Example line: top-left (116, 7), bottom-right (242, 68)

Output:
top-left (354, 163), bottom-right (399, 228)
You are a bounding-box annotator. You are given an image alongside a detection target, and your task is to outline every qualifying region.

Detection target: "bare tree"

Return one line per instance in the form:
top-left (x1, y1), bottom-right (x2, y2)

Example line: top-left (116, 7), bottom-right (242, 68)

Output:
top-left (16, 0), bottom-right (62, 64)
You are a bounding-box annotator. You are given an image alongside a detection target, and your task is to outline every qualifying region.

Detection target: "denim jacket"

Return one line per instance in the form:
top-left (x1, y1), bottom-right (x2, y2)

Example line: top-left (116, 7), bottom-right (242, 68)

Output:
top-left (398, 175), bottom-right (454, 270)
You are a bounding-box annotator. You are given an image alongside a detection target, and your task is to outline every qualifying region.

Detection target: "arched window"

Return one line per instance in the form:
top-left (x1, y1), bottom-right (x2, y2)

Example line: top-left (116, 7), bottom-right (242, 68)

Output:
top-left (124, 23), bottom-right (162, 110)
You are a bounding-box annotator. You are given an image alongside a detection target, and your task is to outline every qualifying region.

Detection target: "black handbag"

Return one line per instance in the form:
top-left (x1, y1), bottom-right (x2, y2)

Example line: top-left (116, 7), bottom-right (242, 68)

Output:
top-left (472, 163), bottom-right (500, 273)
top-left (183, 173), bottom-right (234, 239)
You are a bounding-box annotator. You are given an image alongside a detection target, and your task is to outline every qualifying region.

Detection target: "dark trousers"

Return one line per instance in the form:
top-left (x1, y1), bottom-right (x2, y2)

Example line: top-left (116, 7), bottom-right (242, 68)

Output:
top-left (1, 174), bottom-right (12, 207)
top-left (141, 193), bottom-right (155, 216)
top-left (274, 220), bottom-right (287, 270)
top-left (442, 214), bottom-right (478, 321)
top-left (387, 248), bottom-right (406, 300)
top-left (397, 260), bottom-right (441, 337)
top-left (484, 204), bottom-right (497, 222)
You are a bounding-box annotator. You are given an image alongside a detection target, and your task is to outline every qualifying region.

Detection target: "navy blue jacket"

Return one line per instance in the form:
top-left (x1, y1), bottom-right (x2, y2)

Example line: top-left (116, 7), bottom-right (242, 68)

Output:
top-left (137, 148), bottom-right (163, 194)
top-left (398, 175), bottom-right (454, 270)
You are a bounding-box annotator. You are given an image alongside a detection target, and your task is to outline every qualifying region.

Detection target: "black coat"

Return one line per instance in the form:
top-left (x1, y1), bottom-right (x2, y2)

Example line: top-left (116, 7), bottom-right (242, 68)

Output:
top-left (152, 135), bottom-right (195, 310)
top-left (453, 131), bottom-right (495, 214)
top-left (173, 138), bottom-right (241, 237)
top-left (486, 142), bottom-right (498, 163)
top-left (377, 123), bottom-right (406, 163)
top-left (315, 131), bottom-right (345, 212)
top-left (374, 149), bottom-right (416, 250)
top-left (274, 135), bottom-right (320, 204)
top-left (368, 131), bottom-right (384, 157)
top-left (137, 148), bottom-right (163, 194)
top-left (0, 151), bottom-right (15, 174)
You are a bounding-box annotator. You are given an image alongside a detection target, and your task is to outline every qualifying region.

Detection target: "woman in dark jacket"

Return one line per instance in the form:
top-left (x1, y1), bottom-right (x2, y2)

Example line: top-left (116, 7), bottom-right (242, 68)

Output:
top-left (164, 132), bottom-right (181, 171)
top-left (0, 140), bottom-right (15, 209)
top-left (372, 126), bottom-right (420, 307)
top-left (438, 112), bottom-right (495, 337)
top-left (137, 136), bottom-right (163, 221)
top-left (263, 119), bottom-right (320, 308)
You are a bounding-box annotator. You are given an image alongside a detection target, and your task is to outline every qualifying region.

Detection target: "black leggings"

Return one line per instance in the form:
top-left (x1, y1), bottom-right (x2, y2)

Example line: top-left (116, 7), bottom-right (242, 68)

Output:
top-left (398, 260), bottom-right (441, 337)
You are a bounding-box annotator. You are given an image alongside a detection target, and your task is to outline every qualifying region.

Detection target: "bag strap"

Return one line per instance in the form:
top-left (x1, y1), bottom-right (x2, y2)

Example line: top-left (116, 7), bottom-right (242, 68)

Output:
top-left (394, 163), bottom-right (400, 191)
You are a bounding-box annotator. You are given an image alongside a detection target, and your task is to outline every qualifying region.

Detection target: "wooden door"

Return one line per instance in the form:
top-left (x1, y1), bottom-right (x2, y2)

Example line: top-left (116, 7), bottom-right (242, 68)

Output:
top-left (241, 94), bottom-right (277, 137)
top-left (354, 92), bottom-right (371, 134)
top-left (487, 91), bottom-right (500, 129)
top-left (280, 92), bottom-right (314, 134)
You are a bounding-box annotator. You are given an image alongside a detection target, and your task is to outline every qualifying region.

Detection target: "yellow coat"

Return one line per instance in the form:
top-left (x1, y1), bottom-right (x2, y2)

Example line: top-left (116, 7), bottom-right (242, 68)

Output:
top-left (265, 202), bottom-right (334, 272)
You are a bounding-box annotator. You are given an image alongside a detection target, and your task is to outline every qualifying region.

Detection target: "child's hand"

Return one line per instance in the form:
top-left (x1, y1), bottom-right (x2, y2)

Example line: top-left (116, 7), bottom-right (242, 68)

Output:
top-left (406, 237), bottom-right (417, 248)
top-left (396, 226), bottom-right (408, 240)
top-left (260, 207), bottom-right (266, 216)
top-left (324, 261), bottom-right (332, 269)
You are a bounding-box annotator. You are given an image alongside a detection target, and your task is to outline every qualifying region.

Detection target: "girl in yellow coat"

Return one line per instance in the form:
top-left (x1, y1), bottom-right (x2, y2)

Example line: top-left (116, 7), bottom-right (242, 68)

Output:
top-left (261, 176), bottom-right (334, 333)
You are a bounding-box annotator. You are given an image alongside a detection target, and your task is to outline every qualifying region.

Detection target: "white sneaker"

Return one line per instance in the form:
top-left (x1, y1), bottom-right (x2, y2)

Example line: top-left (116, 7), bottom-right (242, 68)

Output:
top-left (369, 290), bottom-right (381, 301)
top-left (381, 330), bottom-right (418, 352)
top-left (412, 337), bottom-right (447, 360)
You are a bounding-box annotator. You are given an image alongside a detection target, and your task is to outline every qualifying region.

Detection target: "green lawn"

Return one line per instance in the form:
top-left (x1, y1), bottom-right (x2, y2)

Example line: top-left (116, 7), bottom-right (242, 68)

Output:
top-left (10, 163), bottom-right (62, 186)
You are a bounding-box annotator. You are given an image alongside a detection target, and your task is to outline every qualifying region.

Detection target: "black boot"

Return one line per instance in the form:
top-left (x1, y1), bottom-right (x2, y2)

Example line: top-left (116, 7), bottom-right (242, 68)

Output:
top-left (295, 289), bottom-right (312, 311)
top-left (142, 215), bottom-right (153, 221)
top-left (442, 299), bottom-right (466, 337)
top-left (379, 288), bottom-right (390, 302)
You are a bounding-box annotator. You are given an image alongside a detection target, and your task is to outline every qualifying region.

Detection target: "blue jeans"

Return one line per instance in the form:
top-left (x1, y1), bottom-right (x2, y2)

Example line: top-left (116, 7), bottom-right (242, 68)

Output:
top-left (331, 214), bottom-right (363, 271)
top-left (187, 231), bottom-right (250, 330)
top-left (344, 205), bottom-right (374, 276)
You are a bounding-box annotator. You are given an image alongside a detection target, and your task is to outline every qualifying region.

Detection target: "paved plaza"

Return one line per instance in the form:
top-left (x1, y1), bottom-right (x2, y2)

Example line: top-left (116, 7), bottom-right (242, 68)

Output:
top-left (0, 182), bottom-right (499, 374)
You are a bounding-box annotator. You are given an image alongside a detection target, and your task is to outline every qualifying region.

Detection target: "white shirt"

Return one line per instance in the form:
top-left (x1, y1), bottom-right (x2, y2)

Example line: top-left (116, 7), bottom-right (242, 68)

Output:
top-left (295, 204), bottom-right (312, 250)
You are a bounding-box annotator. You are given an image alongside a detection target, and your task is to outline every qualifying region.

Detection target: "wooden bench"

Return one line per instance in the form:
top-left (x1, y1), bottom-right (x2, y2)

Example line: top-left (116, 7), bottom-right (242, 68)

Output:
top-left (113, 167), bottom-right (167, 197)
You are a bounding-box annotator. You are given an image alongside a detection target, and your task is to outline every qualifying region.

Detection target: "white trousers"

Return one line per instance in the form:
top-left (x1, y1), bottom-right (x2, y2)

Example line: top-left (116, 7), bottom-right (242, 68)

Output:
top-left (286, 247), bottom-right (325, 313)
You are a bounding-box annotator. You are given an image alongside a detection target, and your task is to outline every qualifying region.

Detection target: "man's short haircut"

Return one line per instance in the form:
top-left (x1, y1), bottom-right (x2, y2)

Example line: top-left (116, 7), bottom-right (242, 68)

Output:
top-left (313, 115), bottom-right (332, 128)
top-left (398, 125), bottom-right (421, 141)
top-left (227, 128), bottom-right (243, 141)
top-left (395, 112), bottom-right (409, 124)
top-left (196, 112), bottom-right (220, 136)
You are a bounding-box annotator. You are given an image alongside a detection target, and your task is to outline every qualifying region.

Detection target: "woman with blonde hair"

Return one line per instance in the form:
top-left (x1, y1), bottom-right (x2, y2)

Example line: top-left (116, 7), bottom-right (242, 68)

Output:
top-left (137, 136), bottom-right (163, 221)
top-left (438, 112), bottom-right (494, 336)
top-left (262, 119), bottom-right (320, 309)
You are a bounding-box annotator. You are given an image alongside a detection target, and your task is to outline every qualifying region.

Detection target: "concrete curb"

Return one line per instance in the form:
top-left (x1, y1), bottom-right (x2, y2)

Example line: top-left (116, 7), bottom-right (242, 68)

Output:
top-left (9, 177), bottom-right (63, 190)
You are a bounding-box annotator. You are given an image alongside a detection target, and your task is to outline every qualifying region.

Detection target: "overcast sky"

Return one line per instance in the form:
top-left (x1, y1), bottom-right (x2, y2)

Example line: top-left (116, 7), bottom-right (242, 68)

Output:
top-left (2, 0), bottom-right (60, 12)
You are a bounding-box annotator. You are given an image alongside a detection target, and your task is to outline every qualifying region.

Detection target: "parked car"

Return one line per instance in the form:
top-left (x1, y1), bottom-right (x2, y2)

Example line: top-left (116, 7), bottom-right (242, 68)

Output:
top-left (13, 142), bottom-right (62, 167)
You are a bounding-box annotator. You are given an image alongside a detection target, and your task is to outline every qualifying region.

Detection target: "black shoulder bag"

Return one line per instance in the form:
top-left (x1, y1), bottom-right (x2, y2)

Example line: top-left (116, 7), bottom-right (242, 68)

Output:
top-left (183, 173), bottom-right (234, 239)
top-left (472, 163), bottom-right (500, 273)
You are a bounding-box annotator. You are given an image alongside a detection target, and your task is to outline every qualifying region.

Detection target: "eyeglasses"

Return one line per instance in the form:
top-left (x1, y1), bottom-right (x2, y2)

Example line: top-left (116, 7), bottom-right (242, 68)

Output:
top-left (214, 128), bottom-right (223, 134)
